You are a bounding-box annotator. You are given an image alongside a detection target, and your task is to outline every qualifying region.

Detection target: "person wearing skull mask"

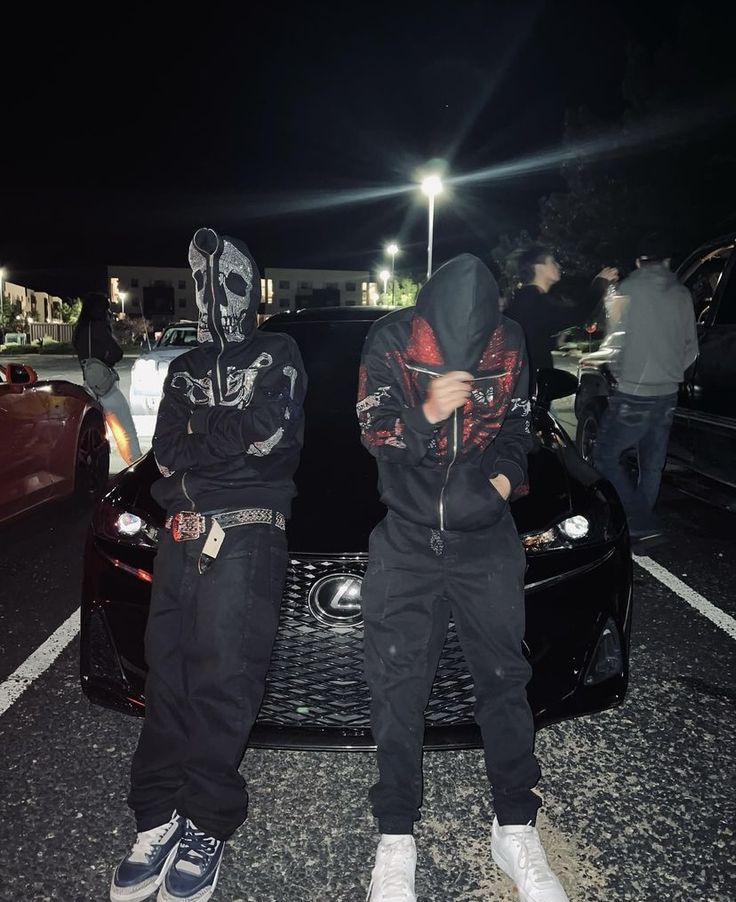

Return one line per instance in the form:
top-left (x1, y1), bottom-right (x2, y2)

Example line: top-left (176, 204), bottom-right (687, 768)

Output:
top-left (110, 228), bottom-right (306, 902)
top-left (357, 255), bottom-right (569, 902)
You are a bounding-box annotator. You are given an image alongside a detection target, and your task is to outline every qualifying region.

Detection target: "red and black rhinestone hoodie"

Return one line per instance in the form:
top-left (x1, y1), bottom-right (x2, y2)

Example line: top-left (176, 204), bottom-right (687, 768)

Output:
top-left (150, 227), bottom-right (306, 517)
top-left (357, 253), bottom-right (532, 532)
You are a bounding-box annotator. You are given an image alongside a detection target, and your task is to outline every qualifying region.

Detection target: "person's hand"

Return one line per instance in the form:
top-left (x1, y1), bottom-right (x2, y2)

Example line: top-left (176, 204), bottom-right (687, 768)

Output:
top-left (597, 266), bottom-right (619, 283)
top-left (422, 371), bottom-right (473, 424)
top-left (489, 473), bottom-right (511, 500)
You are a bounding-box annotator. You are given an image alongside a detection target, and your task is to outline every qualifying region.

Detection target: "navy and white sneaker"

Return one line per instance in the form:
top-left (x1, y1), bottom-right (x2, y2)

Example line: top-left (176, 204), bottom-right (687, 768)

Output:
top-left (110, 812), bottom-right (185, 902)
top-left (158, 820), bottom-right (224, 902)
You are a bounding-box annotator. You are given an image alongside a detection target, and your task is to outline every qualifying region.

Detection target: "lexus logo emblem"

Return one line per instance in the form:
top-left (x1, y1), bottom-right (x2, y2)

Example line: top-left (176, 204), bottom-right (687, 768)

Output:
top-left (308, 574), bottom-right (363, 626)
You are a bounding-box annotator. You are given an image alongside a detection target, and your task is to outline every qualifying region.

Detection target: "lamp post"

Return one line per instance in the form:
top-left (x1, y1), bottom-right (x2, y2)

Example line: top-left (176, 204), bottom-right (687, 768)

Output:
top-left (119, 291), bottom-right (127, 317)
top-left (386, 242), bottom-right (399, 304)
top-left (421, 174), bottom-right (443, 281)
top-left (379, 269), bottom-right (390, 299)
top-left (0, 267), bottom-right (5, 325)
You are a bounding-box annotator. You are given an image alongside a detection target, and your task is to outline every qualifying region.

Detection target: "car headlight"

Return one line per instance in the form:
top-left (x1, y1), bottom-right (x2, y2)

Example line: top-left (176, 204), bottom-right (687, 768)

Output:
top-left (522, 517), bottom-right (589, 552)
top-left (521, 483), bottom-right (622, 553)
top-left (132, 359), bottom-right (157, 383)
top-left (92, 501), bottom-right (159, 547)
top-left (558, 515), bottom-right (589, 539)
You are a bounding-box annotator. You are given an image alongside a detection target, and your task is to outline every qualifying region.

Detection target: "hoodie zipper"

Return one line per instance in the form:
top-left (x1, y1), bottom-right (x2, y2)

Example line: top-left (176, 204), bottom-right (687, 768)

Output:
top-left (181, 472), bottom-right (194, 511)
top-left (405, 363), bottom-right (510, 531)
top-left (209, 250), bottom-right (225, 403)
top-left (439, 408), bottom-right (459, 530)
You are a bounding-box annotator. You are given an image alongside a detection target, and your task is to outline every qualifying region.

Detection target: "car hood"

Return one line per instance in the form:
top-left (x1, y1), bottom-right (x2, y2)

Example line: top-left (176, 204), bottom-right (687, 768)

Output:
top-left (288, 435), bottom-right (572, 553)
top-left (118, 410), bottom-right (573, 554)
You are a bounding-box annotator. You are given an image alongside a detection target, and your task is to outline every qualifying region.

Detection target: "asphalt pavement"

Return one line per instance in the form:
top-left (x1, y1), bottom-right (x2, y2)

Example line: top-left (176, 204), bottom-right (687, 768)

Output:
top-left (1, 352), bottom-right (734, 901)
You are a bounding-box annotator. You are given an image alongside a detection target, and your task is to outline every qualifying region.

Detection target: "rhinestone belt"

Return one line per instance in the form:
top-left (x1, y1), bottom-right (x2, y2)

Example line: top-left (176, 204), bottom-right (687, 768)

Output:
top-left (165, 507), bottom-right (285, 541)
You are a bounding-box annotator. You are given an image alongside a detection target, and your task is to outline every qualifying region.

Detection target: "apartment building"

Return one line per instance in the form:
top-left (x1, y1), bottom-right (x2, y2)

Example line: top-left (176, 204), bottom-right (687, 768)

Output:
top-left (108, 264), bottom-right (378, 322)
top-left (1, 281), bottom-right (63, 324)
top-left (264, 268), bottom-right (378, 312)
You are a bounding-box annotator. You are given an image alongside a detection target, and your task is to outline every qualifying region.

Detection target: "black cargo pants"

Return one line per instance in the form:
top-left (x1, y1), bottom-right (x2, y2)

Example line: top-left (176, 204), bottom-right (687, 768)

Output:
top-left (362, 509), bottom-right (542, 834)
top-left (128, 521), bottom-right (288, 841)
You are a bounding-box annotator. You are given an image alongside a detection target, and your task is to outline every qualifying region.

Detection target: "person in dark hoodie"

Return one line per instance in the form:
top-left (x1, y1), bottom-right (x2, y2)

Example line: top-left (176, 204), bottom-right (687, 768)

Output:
top-left (72, 292), bottom-right (142, 464)
top-left (504, 245), bottom-right (618, 383)
top-left (357, 255), bottom-right (568, 902)
top-left (109, 228), bottom-right (306, 902)
top-left (593, 233), bottom-right (697, 546)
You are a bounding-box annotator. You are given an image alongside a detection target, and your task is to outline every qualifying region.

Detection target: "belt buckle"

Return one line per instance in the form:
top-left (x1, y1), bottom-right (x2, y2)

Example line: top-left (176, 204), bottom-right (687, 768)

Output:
top-left (170, 511), bottom-right (205, 542)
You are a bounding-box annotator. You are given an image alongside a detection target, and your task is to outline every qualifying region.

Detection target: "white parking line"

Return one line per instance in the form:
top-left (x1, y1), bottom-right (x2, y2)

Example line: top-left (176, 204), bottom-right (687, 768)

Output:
top-left (634, 555), bottom-right (736, 641)
top-left (0, 608), bottom-right (80, 718)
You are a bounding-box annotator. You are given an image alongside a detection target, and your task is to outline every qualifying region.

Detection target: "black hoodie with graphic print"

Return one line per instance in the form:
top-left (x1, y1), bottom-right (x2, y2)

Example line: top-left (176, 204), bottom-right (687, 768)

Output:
top-left (150, 227), bottom-right (306, 516)
top-left (357, 253), bottom-right (532, 532)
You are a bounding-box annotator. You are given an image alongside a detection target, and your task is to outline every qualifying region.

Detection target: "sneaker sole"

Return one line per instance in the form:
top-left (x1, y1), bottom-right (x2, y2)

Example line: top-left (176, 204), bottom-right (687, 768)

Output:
top-left (156, 857), bottom-right (222, 902)
top-left (110, 845), bottom-right (180, 902)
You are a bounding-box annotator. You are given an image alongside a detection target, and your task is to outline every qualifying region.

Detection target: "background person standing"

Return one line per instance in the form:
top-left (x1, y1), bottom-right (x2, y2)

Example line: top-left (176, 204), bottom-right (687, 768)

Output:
top-left (72, 292), bottom-right (142, 465)
top-left (593, 233), bottom-right (698, 546)
top-left (505, 245), bottom-right (618, 380)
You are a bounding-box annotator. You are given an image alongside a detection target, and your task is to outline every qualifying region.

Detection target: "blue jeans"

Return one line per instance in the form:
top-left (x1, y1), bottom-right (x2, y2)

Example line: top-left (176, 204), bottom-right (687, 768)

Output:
top-left (593, 391), bottom-right (677, 534)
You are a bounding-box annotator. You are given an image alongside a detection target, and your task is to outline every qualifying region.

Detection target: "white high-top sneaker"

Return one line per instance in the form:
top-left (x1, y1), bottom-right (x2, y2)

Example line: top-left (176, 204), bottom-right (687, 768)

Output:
top-left (491, 818), bottom-right (569, 902)
top-left (366, 835), bottom-right (417, 902)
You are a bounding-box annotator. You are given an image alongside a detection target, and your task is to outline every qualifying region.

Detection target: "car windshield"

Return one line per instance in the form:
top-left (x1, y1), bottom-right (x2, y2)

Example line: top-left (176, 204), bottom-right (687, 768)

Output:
top-left (157, 327), bottom-right (197, 348)
top-left (260, 317), bottom-right (384, 551)
top-left (264, 319), bottom-right (370, 415)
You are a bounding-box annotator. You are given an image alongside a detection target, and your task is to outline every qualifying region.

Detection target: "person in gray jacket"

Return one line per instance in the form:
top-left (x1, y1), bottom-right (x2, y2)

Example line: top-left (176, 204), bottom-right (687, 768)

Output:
top-left (593, 233), bottom-right (698, 545)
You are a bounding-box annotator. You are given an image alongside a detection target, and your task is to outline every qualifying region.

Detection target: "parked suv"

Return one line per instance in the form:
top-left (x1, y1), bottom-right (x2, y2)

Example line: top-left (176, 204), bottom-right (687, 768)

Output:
top-left (129, 321), bottom-right (198, 415)
top-left (575, 233), bottom-right (736, 489)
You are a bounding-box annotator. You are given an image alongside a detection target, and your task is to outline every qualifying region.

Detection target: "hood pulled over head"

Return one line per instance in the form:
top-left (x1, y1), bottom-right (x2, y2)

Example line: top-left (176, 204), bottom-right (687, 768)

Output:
top-left (408, 254), bottom-right (500, 374)
top-left (188, 227), bottom-right (261, 346)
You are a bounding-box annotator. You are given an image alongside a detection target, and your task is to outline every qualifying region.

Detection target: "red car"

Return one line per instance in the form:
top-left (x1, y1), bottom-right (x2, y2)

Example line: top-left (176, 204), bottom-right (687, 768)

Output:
top-left (0, 362), bottom-right (110, 525)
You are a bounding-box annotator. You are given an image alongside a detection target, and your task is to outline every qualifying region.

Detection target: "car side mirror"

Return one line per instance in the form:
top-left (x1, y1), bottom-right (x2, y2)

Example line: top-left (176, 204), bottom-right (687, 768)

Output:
top-left (535, 368), bottom-right (578, 407)
top-left (8, 363), bottom-right (38, 385)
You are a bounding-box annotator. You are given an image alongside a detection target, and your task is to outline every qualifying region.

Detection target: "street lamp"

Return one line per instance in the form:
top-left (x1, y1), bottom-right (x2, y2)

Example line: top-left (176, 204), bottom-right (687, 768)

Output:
top-left (0, 267), bottom-right (5, 324)
top-left (379, 269), bottom-right (390, 298)
top-left (386, 242), bottom-right (399, 303)
top-left (119, 291), bottom-right (127, 317)
top-left (421, 175), bottom-right (443, 281)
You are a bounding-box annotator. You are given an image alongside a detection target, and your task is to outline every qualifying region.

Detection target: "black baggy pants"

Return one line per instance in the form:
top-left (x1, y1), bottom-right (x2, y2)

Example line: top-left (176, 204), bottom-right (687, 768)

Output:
top-left (362, 510), bottom-right (542, 834)
top-left (128, 522), bottom-right (287, 841)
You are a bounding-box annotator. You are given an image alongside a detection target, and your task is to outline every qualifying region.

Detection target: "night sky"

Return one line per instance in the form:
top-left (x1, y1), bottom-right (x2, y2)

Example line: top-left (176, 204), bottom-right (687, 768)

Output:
top-left (2, 0), bottom-right (734, 297)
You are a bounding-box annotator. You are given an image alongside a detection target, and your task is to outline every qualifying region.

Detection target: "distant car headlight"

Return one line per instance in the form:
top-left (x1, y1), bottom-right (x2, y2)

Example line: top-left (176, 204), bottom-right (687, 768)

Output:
top-left (133, 359), bottom-right (157, 376)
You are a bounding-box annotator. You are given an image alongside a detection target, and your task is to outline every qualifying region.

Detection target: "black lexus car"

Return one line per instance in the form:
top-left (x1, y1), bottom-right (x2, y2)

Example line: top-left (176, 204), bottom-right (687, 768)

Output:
top-left (81, 306), bottom-right (633, 749)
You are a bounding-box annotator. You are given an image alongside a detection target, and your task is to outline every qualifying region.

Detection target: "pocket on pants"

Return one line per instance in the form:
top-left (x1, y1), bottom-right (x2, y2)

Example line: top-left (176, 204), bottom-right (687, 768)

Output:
top-left (218, 528), bottom-right (258, 561)
top-left (613, 398), bottom-right (649, 428)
